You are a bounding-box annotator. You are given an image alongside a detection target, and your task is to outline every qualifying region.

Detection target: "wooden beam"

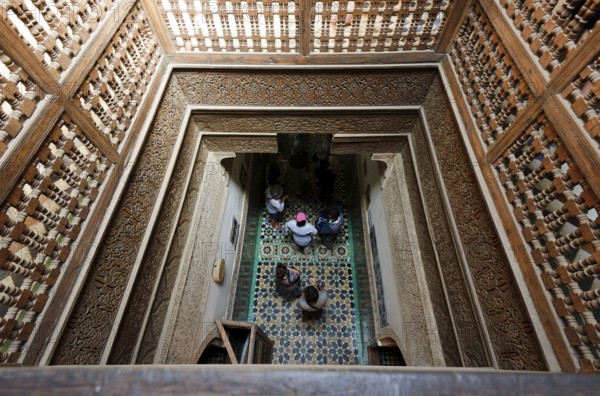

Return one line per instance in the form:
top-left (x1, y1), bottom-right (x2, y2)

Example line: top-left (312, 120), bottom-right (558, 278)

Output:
top-left (139, 0), bottom-right (178, 55)
top-left (441, 57), bottom-right (577, 372)
top-left (478, 0), bottom-right (548, 97)
top-left (2, 366), bottom-right (600, 393)
top-left (488, 100), bottom-right (545, 163)
top-left (62, 98), bottom-right (119, 164)
top-left (434, 0), bottom-right (474, 53)
top-left (0, 98), bottom-right (62, 204)
top-left (216, 320), bottom-right (238, 364)
top-left (547, 28), bottom-right (600, 94)
top-left (0, 19), bottom-right (58, 94)
top-left (544, 95), bottom-right (600, 198)
top-left (168, 51), bottom-right (443, 65)
top-left (300, 0), bottom-right (312, 56)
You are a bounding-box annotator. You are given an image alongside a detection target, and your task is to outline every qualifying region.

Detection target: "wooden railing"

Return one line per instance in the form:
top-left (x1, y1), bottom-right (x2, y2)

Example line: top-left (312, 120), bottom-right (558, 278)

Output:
top-left (0, 1), bottom-right (163, 364)
top-left (445, 0), bottom-right (600, 372)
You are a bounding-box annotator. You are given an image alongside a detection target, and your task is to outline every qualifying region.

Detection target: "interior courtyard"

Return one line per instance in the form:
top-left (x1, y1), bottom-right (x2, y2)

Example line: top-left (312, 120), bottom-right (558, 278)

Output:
top-left (0, 0), bottom-right (600, 392)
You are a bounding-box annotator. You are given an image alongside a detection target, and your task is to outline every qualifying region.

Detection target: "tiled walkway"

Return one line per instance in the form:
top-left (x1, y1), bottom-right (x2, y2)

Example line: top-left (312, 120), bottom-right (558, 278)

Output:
top-left (246, 152), bottom-right (364, 365)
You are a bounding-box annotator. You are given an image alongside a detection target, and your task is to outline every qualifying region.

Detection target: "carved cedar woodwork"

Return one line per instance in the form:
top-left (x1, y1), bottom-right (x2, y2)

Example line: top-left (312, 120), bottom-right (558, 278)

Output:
top-left (176, 69), bottom-right (437, 105)
top-left (73, 4), bottom-right (160, 149)
top-left (158, 0), bottom-right (300, 52)
top-left (562, 56), bottom-right (600, 149)
top-left (0, 113), bottom-right (110, 364)
top-left (407, 125), bottom-right (489, 367)
top-left (450, 2), bottom-right (532, 148)
top-left (499, 0), bottom-right (600, 74)
top-left (0, 48), bottom-right (42, 159)
top-left (312, 0), bottom-right (453, 52)
top-left (50, 78), bottom-right (187, 365)
top-left (193, 114), bottom-right (418, 134)
top-left (0, 0), bottom-right (117, 77)
top-left (424, 76), bottom-right (547, 370)
top-left (496, 114), bottom-right (600, 371)
top-left (108, 121), bottom-right (202, 365)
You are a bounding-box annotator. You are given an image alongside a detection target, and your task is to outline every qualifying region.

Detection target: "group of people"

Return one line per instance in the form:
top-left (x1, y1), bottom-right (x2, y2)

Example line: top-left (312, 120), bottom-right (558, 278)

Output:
top-left (274, 263), bottom-right (329, 321)
top-left (266, 190), bottom-right (344, 254)
top-left (264, 135), bottom-right (344, 253)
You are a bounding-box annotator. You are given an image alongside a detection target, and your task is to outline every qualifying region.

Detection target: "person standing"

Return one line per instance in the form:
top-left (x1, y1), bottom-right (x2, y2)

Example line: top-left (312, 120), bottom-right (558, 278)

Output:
top-left (316, 206), bottom-right (344, 250)
top-left (298, 278), bottom-right (328, 321)
top-left (285, 212), bottom-right (317, 254)
top-left (265, 184), bottom-right (287, 227)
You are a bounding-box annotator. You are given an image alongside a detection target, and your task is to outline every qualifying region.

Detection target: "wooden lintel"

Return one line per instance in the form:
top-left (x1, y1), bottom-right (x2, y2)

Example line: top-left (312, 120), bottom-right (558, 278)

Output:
top-left (544, 95), bottom-right (600, 198)
top-left (0, 98), bottom-right (62, 204)
top-left (434, 0), bottom-right (474, 53)
top-left (168, 51), bottom-right (442, 65)
top-left (478, 0), bottom-right (548, 97)
top-left (59, 1), bottom-right (138, 97)
top-left (442, 57), bottom-right (577, 372)
top-left (140, 0), bottom-right (178, 56)
top-left (300, 0), bottom-right (312, 56)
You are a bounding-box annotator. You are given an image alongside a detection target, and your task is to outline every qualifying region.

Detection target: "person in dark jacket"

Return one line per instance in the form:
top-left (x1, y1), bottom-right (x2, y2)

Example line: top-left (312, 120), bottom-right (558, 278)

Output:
top-left (316, 206), bottom-right (344, 250)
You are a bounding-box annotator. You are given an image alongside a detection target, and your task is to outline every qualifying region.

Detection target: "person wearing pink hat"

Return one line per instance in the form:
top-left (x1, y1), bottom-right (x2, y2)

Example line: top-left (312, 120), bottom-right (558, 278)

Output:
top-left (285, 212), bottom-right (318, 254)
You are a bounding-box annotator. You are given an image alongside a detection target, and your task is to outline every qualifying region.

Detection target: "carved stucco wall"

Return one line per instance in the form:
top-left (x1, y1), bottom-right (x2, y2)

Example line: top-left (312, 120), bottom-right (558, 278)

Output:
top-left (420, 76), bottom-right (547, 371)
top-left (136, 142), bottom-right (210, 364)
top-left (107, 120), bottom-right (202, 364)
top-left (379, 153), bottom-right (444, 366)
top-left (51, 77), bottom-right (189, 365)
top-left (398, 142), bottom-right (465, 367)
top-left (409, 122), bottom-right (491, 367)
top-left (161, 152), bottom-right (234, 363)
top-left (49, 68), bottom-right (548, 368)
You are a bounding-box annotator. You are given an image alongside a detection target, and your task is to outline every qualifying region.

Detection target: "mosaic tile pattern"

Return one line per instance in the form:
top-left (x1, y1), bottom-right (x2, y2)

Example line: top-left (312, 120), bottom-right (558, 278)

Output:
top-left (247, 140), bottom-right (363, 365)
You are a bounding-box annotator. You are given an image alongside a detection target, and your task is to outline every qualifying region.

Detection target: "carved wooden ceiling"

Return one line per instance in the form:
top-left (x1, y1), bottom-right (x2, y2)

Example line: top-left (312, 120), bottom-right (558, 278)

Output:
top-left (157, 0), bottom-right (453, 53)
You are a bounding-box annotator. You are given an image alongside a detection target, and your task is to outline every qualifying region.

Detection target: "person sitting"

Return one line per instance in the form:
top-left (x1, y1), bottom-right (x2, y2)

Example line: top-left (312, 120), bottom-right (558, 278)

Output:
top-left (316, 206), bottom-right (344, 250)
top-left (298, 278), bottom-right (328, 321)
top-left (265, 184), bottom-right (287, 227)
top-left (285, 212), bottom-right (318, 254)
top-left (273, 263), bottom-right (302, 299)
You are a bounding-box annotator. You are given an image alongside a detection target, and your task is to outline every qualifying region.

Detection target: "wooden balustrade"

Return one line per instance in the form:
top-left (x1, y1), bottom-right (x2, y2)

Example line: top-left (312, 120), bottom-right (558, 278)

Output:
top-left (0, 0), bottom-right (117, 77)
top-left (311, 0), bottom-right (452, 52)
top-left (74, 4), bottom-right (160, 149)
top-left (450, 2), bottom-right (532, 148)
top-left (0, 114), bottom-right (111, 364)
top-left (158, 0), bottom-right (300, 52)
top-left (498, 0), bottom-right (599, 74)
top-left (0, 49), bottom-right (43, 160)
top-left (496, 115), bottom-right (600, 371)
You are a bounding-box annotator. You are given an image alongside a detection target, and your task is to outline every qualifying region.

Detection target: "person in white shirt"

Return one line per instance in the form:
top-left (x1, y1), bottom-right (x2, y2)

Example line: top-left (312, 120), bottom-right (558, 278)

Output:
top-left (265, 184), bottom-right (287, 227)
top-left (285, 212), bottom-right (318, 254)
